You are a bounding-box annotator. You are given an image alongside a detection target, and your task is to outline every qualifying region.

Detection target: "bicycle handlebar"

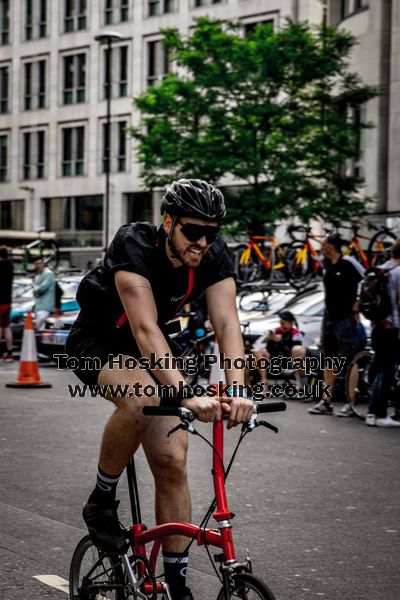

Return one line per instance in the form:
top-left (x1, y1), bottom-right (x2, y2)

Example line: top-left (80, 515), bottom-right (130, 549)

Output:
top-left (143, 401), bottom-right (287, 418)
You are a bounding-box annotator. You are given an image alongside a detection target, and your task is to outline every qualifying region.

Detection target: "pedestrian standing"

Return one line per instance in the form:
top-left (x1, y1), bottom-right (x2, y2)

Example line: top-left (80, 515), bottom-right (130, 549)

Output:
top-left (309, 235), bottom-right (365, 416)
top-left (33, 257), bottom-right (55, 328)
top-left (366, 240), bottom-right (400, 427)
top-left (0, 246), bottom-right (14, 361)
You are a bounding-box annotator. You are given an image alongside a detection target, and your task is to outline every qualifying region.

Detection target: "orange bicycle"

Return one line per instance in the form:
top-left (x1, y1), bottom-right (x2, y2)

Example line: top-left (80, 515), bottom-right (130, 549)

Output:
top-left (233, 232), bottom-right (288, 287)
top-left (284, 225), bottom-right (323, 288)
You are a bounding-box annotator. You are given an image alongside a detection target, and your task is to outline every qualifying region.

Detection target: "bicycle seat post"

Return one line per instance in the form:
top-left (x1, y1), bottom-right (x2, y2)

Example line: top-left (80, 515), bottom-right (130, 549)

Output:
top-left (126, 456), bottom-right (142, 525)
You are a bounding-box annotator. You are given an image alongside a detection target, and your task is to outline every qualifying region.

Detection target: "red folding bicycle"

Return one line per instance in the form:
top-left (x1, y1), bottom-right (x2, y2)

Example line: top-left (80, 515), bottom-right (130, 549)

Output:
top-left (69, 400), bottom-right (286, 600)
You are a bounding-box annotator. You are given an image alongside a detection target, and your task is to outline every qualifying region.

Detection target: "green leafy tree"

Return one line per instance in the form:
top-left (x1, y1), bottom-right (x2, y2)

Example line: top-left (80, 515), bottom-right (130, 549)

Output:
top-left (130, 18), bottom-right (377, 233)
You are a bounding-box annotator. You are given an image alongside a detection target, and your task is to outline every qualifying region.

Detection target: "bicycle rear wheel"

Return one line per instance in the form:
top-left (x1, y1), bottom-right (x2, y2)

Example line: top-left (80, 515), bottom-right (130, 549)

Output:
top-left (345, 350), bottom-right (374, 420)
top-left (69, 535), bottom-right (126, 600)
top-left (216, 572), bottom-right (275, 600)
top-left (367, 230), bottom-right (396, 267)
top-left (234, 245), bottom-right (269, 285)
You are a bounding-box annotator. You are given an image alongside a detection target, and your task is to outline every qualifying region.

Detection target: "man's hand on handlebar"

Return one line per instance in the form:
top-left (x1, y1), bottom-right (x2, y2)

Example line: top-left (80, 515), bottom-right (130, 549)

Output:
top-left (181, 396), bottom-right (223, 423)
top-left (180, 395), bottom-right (254, 429)
top-left (220, 396), bottom-right (254, 430)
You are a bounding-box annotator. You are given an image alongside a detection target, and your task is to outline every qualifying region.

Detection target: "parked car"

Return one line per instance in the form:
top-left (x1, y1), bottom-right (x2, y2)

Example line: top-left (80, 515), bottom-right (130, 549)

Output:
top-left (6, 274), bottom-right (82, 353)
top-left (36, 311), bottom-right (79, 359)
top-left (241, 284), bottom-right (371, 351)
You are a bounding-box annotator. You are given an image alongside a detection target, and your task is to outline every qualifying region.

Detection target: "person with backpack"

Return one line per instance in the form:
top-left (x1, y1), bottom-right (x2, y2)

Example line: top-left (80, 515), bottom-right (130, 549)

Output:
top-left (362, 240), bottom-right (400, 427)
top-left (309, 235), bottom-right (365, 416)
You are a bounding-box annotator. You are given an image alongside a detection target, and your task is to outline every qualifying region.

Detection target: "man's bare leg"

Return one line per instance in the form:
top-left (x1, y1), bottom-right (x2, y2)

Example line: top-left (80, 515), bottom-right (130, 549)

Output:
top-left (291, 345), bottom-right (307, 391)
top-left (83, 357), bottom-right (163, 553)
top-left (142, 417), bottom-right (190, 552)
top-left (254, 349), bottom-right (270, 386)
top-left (323, 368), bottom-right (335, 405)
top-left (97, 356), bottom-right (160, 474)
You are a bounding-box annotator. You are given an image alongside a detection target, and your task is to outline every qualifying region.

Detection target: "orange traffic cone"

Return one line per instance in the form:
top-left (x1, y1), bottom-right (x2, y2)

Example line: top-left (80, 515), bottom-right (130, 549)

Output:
top-left (6, 312), bottom-right (52, 388)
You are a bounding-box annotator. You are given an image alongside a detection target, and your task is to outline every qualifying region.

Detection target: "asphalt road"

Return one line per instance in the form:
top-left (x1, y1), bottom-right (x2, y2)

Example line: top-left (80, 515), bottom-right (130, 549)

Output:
top-left (0, 363), bottom-right (399, 600)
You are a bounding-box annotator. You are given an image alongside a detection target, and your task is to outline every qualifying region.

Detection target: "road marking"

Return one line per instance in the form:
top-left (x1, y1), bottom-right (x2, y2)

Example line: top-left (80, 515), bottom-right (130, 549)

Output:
top-left (33, 575), bottom-right (69, 594)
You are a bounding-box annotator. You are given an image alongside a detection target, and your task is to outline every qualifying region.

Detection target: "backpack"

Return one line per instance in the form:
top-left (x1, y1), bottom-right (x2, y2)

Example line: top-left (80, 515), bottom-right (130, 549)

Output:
top-left (359, 266), bottom-right (395, 321)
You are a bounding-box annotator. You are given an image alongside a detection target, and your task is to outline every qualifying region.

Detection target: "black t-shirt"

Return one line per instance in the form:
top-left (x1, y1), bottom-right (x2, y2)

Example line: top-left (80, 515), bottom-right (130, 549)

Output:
top-left (76, 222), bottom-right (235, 334)
top-left (323, 255), bottom-right (364, 321)
top-left (0, 259), bottom-right (13, 304)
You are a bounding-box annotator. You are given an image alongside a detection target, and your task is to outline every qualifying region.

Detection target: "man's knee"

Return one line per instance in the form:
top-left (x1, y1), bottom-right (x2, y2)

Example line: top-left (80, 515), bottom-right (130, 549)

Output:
top-left (151, 446), bottom-right (188, 483)
top-left (292, 345), bottom-right (305, 359)
top-left (254, 349), bottom-right (268, 360)
top-left (111, 396), bottom-right (156, 422)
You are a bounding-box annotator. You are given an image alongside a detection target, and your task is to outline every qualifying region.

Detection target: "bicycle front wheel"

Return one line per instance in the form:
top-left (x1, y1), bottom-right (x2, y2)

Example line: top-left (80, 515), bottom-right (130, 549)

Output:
top-left (69, 535), bottom-right (126, 600)
top-left (217, 572), bottom-right (276, 600)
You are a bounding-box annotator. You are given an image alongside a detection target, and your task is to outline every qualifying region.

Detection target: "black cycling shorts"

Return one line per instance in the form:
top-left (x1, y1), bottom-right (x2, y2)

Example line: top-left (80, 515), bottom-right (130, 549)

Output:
top-left (321, 314), bottom-right (359, 365)
top-left (66, 316), bottom-right (181, 386)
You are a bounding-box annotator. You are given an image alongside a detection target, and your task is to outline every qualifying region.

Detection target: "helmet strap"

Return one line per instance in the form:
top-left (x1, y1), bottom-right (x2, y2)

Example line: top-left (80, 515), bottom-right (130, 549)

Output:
top-left (167, 215), bottom-right (180, 261)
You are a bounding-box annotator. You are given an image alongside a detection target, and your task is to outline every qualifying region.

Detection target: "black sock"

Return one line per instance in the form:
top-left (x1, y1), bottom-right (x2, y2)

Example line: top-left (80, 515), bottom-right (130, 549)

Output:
top-left (88, 465), bottom-right (121, 506)
top-left (163, 551), bottom-right (189, 594)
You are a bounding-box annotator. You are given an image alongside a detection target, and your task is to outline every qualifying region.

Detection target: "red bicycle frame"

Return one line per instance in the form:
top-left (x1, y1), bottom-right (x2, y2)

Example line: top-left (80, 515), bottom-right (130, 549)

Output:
top-left (128, 419), bottom-right (237, 579)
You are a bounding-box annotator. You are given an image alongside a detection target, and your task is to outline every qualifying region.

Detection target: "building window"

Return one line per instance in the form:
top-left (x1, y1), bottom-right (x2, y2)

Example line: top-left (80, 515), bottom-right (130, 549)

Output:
top-left (0, 64), bottom-right (9, 113)
top-left (0, 200), bottom-right (25, 229)
top-left (147, 40), bottom-right (169, 86)
top-left (63, 53), bottom-right (86, 104)
top-left (22, 130), bottom-right (45, 180)
top-left (0, 132), bottom-right (8, 182)
top-left (0, 0), bottom-right (10, 44)
top-left (61, 126), bottom-right (85, 176)
top-left (341, 0), bottom-right (369, 19)
top-left (23, 58), bottom-right (47, 110)
top-left (101, 120), bottom-right (127, 173)
top-left (43, 195), bottom-right (103, 246)
top-left (126, 192), bottom-right (152, 223)
top-left (64, 0), bottom-right (87, 32)
top-left (194, 0), bottom-right (222, 6)
top-left (103, 45), bottom-right (128, 98)
top-left (344, 104), bottom-right (366, 180)
top-left (25, 0), bottom-right (47, 40)
top-left (104, 0), bottom-right (129, 25)
top-left (148, 0), bottom-right (176, 16)
top-left (244, 19), bottom-right (274, 36)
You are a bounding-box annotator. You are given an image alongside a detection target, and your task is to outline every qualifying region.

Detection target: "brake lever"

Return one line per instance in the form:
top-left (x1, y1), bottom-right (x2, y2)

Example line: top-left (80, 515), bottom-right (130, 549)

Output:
top-left (167, 421), bottom-right (196, 437)
top-left (256, 420), bottom-right (279, 434)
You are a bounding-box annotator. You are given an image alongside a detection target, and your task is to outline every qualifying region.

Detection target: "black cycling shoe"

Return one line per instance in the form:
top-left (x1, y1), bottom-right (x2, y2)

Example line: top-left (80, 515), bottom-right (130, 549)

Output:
top-left (82, 499), bottom-right (128, 554)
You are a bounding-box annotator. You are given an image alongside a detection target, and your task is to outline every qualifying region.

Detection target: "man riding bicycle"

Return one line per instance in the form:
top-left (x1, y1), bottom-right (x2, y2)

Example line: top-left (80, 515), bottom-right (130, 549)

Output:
top-left (66, 179), bottom-right (253, 600)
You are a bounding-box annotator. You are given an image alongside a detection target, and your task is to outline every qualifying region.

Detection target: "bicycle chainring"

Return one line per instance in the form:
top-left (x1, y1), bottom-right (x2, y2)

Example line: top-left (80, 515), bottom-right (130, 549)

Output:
top-left (127, 553), bottom-right (157, 600)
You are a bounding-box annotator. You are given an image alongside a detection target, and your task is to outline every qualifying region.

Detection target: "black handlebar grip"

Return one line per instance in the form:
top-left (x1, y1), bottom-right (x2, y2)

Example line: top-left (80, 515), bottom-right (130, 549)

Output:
top-left (256, 401), bottom-right (287, 413)
top-left (143, 406), bottom-right (180, 416)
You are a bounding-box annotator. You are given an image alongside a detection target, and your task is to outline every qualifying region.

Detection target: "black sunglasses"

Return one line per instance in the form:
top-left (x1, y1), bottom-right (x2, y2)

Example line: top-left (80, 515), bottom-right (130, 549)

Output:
top-left (178, 221), bottom-right (220, 245)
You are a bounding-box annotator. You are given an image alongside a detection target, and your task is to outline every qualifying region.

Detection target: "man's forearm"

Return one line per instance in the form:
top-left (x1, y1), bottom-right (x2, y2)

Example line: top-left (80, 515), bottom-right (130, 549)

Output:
top-left (215, 322), bottom-right (246, 387)
top-left (133, 325), bottom-right (186, 388)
